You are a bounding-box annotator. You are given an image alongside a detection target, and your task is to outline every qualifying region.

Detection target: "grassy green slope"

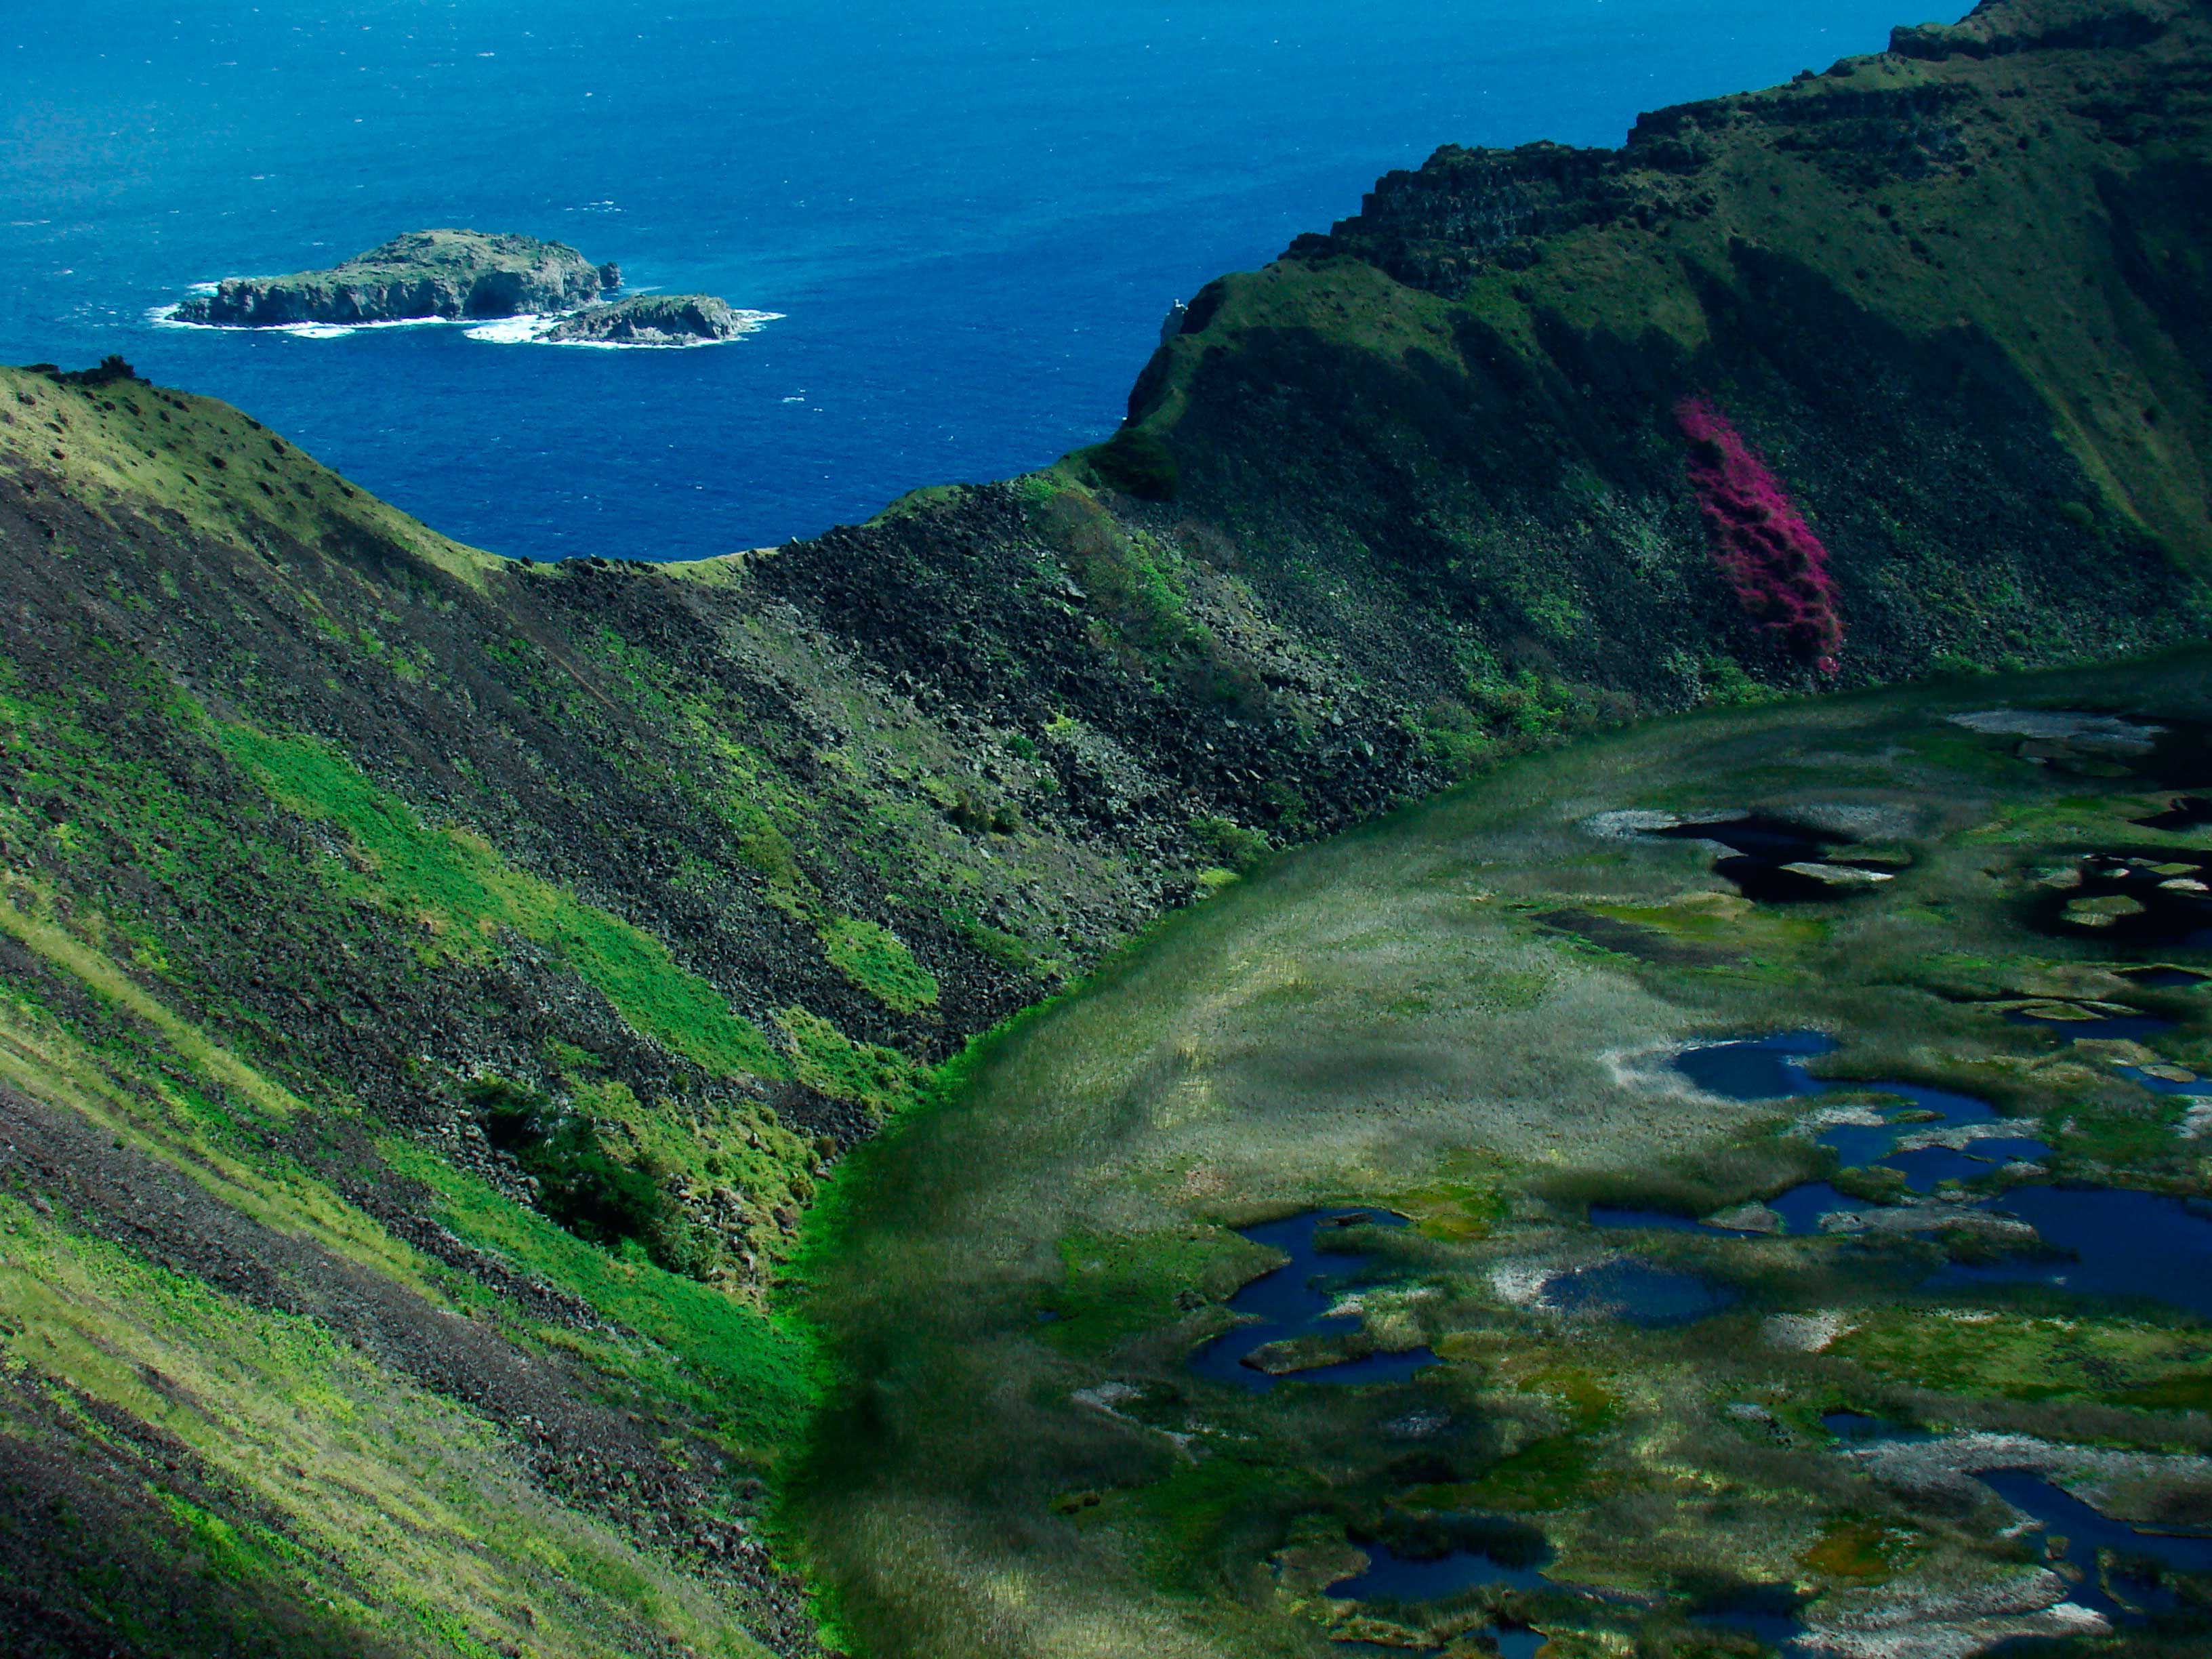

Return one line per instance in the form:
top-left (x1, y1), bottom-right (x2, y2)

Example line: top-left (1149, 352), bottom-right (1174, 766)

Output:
top-left (0, 351), bottom-right (1471, 1650)
top-left (1114, 0), bottom-right (2212, 731)
top-left (0, 369), bottom-right (848, 1655)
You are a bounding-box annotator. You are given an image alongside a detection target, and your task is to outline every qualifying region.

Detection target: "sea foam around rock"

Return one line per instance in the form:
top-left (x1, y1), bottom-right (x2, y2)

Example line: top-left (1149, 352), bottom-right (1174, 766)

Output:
top-left (465, 308), bottom-right (783, 348)
top-left (150, 289), bottom-right (781, 348)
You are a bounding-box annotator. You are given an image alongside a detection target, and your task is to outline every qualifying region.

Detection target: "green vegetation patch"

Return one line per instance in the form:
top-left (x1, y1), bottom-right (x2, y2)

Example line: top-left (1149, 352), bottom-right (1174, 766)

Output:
top-left (0, 1191), bottom-right (775, 1657)
top-left (1385, 1152), bottom-right (1514, 1241)
top-left (2044, 1102), bottom-right (2196, 1170)
top-left (817, 915), bottom-right (938, 1014)
top-left (1542, 1134), bottom-right (1831, 1223)
top-left (219, 724), bottom-right (783, 1079)
top-left (1419, 1365), bottom-right (1623, 1514)
top-left (1045, 1225), bottom-right (1281, 1358)
top-left (382, 1139), bottom-right (815, 1457)
top-left (1588, 895), bottom-right (1826, 958)
top-left (1799, 1517), bottom-right (1923, 1585)
top-left (2116, 1372), bottom-right (2212, 1413)
top-left (781, 1008), bottom-right (918, 1120)
top-left (1190, 813), bottom-right (1272, 875)
top-left (470, 1075), bottom-right (708, 1274)
top-left (1103, 1455), bottom-right (1311, 1597)
top-left (1830, 1311), bottom-right (2212, 1408)
top-left (1081, 426), bottom-right (1181, 501)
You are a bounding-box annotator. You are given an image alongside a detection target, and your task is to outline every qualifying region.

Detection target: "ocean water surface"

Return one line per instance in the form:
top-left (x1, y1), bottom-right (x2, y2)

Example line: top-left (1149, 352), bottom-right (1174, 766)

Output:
top-left (5, 0), bottom-right (1904, 560)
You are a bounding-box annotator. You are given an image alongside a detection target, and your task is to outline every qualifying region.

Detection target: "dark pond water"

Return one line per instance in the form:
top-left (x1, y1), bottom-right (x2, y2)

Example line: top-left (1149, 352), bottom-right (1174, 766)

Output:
top-left (1885, 1138), bottom-right (2056, 1193)
top-left (2007, 1008), bottom-right (2178, 1044)
top-left (1599, 1037), bottom-right (2212, 1320)
top-left (1822, 1410), bottom-right (1933, 1443)
top-left (1673, 1029), bottom-right (1836, 1101)
top-left (1327, 1521), bottom-right (1557, 1656)
top-left (1328, 1537), bottom-right (1553, 1602)
top-left (2119, 1065), bottom-right (2211, 1097)
top-left (1974, 1468), bottom-right (2212, 1620)
top-left (1932, 1187), bottom-right (2212, 1319)
top-left (1769, 1182), bottom-right (1876, 1234)
top-left (1646, 1033), bottom-right (2053, 1216)
top-left (1647, 816), bottom-right (1904, 904)
top-left (1544, 1259), bottom-right (1736, 1326)
top-left (2139, 795), bottom-right (2212, 832)
top-left (2120, 966), bottom-right (2211, 989)
top-left (1693, 1606), bottom-right (1817, 1658)
top-left (1822, 1080), bottom-right (2018, 1176)
top-left (1820, 1417), bottom-right (2211, 1627)
top-left (1963, 711), bottom-right (2212, 794)
top-left (1188, 1209), bottom-right (1438, 1392)
top-left (2036, 852), bottom-right (2212, 951)
top-left (2135, 720), bottom-right (2212, 792)
top-left (1586, 1185), bottom-right (1921, 1236)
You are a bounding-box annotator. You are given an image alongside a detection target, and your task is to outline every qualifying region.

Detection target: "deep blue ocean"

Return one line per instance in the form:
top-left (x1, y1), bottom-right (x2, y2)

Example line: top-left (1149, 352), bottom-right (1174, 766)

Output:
top-left (4, 1), bottom-right (1908, 560)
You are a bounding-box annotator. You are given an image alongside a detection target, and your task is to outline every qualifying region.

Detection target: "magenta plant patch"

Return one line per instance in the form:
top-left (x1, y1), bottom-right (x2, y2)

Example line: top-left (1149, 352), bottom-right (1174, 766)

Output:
top-left (1676, 398), bottom-right (1843, 674)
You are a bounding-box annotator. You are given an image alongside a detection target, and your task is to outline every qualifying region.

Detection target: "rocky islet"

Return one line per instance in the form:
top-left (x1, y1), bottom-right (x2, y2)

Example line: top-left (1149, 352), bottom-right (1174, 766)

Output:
top-left (538, 293), bottom-right (776, 347)
top-left (171, 230), bottom-right (771, 348)
top-left (171, 228), bottom-right (620, 326)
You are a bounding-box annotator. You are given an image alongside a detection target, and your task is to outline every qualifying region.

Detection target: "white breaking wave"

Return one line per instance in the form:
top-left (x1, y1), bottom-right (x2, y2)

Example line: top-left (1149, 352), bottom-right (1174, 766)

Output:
top-left (149, 288), bottom-right (781, 350)
top-left (464, 308), bottom-right (783, 349)
top-left (461, 314), bottom-right (554, 344)
top-left (150, 302), bottom-right (475, 340)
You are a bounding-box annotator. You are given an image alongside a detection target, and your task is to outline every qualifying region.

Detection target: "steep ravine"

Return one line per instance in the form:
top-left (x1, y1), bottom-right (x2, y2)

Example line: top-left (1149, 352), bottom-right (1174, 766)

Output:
top-left (0, 0), bottom-right (2206, 1654)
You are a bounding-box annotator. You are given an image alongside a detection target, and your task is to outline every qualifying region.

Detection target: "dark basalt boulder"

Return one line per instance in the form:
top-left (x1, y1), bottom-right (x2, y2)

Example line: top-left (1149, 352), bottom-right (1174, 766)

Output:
top-left (541, 294), bottom-right (758, 346)
top-left (173, 229), bottom-right (615, 326)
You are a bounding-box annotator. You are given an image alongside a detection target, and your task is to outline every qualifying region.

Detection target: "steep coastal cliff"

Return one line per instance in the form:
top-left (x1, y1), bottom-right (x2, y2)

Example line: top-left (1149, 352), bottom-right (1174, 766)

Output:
top-left (1, 2), bottom-right (2207, 1655)
top-left (1109, 0), bottom-right (2210, 720)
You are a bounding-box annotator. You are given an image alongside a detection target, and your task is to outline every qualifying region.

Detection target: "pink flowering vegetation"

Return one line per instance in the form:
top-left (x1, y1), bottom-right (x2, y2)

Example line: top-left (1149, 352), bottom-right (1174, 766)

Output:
top-left (1675, 396), bottom-right (1844, 674)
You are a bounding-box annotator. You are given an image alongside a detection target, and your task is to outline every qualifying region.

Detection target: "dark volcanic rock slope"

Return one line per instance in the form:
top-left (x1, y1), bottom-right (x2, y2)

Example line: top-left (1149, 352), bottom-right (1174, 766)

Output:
top-left (0, 1), bottom-right (2209, 1654)
top-left (0, 359), bottom-right (1419, 1658)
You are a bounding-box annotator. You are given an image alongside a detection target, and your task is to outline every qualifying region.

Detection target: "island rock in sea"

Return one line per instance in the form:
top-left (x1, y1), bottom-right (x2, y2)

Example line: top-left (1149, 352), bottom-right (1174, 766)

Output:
top-left (539, 294), bottom-right (764, 347)
top-left (173, 230), bottom-right (618, 327)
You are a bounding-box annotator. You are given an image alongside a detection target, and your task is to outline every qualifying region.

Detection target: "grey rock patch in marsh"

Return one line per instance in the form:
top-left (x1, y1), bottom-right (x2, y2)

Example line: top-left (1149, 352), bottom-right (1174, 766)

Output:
top-left (1948, 709), bottom-right (2165, 750)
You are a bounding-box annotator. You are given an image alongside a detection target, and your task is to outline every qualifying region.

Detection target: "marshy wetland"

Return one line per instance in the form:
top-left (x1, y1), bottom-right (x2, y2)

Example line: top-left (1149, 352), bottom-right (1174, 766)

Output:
top-left (793, 653), bottom-right (2212, 1659)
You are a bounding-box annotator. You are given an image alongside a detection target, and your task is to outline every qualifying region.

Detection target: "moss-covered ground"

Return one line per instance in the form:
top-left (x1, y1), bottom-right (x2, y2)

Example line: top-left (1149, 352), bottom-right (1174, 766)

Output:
top-left (792, 647), bottom-right (2212, 1659)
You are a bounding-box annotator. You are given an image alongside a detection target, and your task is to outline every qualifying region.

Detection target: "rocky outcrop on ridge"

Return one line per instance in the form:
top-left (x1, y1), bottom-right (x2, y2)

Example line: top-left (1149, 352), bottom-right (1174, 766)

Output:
top-left (173, 228), bottom-right (618, 325)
